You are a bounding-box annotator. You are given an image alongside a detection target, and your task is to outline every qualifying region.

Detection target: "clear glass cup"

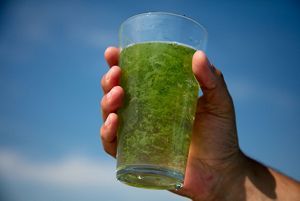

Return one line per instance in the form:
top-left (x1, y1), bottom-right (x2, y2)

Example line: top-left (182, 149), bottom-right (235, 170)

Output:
top-left (116, 12), bottom-right (207, 190)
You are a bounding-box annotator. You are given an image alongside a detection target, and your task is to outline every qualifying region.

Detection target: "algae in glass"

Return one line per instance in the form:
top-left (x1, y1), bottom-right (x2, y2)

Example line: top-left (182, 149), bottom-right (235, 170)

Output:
top-left (116, 42), bottom-right (199, 189)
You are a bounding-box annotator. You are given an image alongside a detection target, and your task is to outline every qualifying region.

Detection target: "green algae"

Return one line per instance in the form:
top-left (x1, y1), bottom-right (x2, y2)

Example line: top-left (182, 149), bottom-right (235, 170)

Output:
top-left (117, 42), bottom-right (199, 174)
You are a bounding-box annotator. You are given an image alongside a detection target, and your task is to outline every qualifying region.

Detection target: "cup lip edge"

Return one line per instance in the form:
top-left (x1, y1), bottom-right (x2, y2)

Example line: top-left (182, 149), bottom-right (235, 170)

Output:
top-left (119, 11), bottom-right (208, 36)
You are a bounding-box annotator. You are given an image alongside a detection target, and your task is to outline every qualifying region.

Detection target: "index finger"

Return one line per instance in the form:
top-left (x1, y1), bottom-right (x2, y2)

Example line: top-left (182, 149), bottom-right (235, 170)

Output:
top-left (104, 47), bottom-right (120, 67)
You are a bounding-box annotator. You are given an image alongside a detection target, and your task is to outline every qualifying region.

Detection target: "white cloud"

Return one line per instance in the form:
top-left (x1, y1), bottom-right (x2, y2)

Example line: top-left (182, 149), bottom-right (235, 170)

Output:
top-left (0, 149), bottom-right (187, 201)
top-left (0, 150), bottom-right (114, 188)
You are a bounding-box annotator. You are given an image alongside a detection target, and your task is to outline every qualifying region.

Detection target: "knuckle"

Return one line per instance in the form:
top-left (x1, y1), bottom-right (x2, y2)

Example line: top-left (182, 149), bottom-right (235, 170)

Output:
top-left (101, 75), bottom-right (108, 92)
top-left (100, 96), bottom-right (107, 111)
top-left (100, 126), bottom-right (105, 139)
top-left (101, 74), bottom-right (106, 87)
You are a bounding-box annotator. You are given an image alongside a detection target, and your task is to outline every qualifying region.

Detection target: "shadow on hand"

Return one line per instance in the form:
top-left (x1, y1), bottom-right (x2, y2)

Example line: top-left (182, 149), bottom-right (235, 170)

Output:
top-left (246, 158), bottom-right (277, 199)
top-left (224, 156), bottom-right (277, 201)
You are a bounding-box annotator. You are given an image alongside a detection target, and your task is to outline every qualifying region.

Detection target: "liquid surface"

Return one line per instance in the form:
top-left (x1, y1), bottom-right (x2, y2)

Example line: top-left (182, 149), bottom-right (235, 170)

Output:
top-left (117, 42), bottom-right (199, 189)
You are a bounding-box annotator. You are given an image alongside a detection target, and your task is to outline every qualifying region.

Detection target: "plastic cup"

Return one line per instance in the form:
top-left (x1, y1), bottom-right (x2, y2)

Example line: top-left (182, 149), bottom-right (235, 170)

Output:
top-left (116, 12), bottom-right (207, 190)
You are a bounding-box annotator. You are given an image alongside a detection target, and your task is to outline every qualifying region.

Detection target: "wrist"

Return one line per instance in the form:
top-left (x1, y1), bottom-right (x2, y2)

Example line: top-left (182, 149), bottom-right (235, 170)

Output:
top-left (190, 150), bottom-right (248, 201)
top-left (213, 150), bottom-right (249, 201)
top-left (216, 152), bottom-right (276, 201)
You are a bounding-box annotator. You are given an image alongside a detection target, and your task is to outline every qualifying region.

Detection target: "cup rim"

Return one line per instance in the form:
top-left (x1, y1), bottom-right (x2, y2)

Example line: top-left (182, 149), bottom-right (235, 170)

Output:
top-left (120, 11), bottom-right (208, 39)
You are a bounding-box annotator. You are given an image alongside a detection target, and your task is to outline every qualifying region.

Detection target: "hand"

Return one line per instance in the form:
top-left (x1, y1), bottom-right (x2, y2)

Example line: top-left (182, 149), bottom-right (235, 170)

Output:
top-left (100, 46), bottom-right (244, 200)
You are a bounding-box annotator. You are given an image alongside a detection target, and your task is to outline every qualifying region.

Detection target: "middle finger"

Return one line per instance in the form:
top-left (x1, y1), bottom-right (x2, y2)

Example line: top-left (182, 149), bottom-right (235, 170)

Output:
top-left (101, 65), bottom-right (121, 94)
top-left (101, 86), bottom-right (124, 120)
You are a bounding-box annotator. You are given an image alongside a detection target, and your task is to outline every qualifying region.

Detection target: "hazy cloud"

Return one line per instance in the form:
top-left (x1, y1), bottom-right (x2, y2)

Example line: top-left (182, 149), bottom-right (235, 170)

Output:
top-left (0, 149), bottom-right (187, 201)
top-left (0, 149), bottom-right (113, 187)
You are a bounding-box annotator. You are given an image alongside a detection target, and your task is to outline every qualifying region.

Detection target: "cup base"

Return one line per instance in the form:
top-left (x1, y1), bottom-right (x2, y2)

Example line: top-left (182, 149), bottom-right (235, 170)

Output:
top-left (116, 165), bottom-right (184, 190)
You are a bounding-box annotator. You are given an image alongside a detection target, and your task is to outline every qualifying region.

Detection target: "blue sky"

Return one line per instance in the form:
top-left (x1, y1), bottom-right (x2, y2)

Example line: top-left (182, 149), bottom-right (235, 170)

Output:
top-left (0, 0), bottom-right (300, 200)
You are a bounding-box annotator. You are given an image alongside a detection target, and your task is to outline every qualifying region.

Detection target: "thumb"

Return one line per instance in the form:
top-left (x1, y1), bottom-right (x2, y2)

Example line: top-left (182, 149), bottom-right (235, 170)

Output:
top-left (192, 50), bottom-right (217, 90)
top-left (192, 51), bottom-right (233, 111)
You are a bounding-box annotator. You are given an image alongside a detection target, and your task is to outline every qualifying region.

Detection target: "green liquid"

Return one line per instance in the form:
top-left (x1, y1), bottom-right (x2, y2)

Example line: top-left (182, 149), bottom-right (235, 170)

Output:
top-left (117, 42), bottom-right (199, 189)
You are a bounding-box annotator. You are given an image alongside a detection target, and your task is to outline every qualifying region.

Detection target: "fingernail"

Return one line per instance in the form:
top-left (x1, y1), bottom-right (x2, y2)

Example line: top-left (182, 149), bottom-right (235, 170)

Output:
top-left (207, 64), bottom-right (217, 89)
top-left (105, 114), bottom-right (112, 127)
top-left (209, 64), bottom-right (216, 74)
top-left (209, 65), bottom-right (217, 81)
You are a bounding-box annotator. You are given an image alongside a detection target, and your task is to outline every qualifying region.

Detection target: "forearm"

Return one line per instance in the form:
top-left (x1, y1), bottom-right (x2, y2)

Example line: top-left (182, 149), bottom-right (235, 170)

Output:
top-left (268, 168), bottom-right (300, 200)
top-left (222, 155), bottom-right (300, 201)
